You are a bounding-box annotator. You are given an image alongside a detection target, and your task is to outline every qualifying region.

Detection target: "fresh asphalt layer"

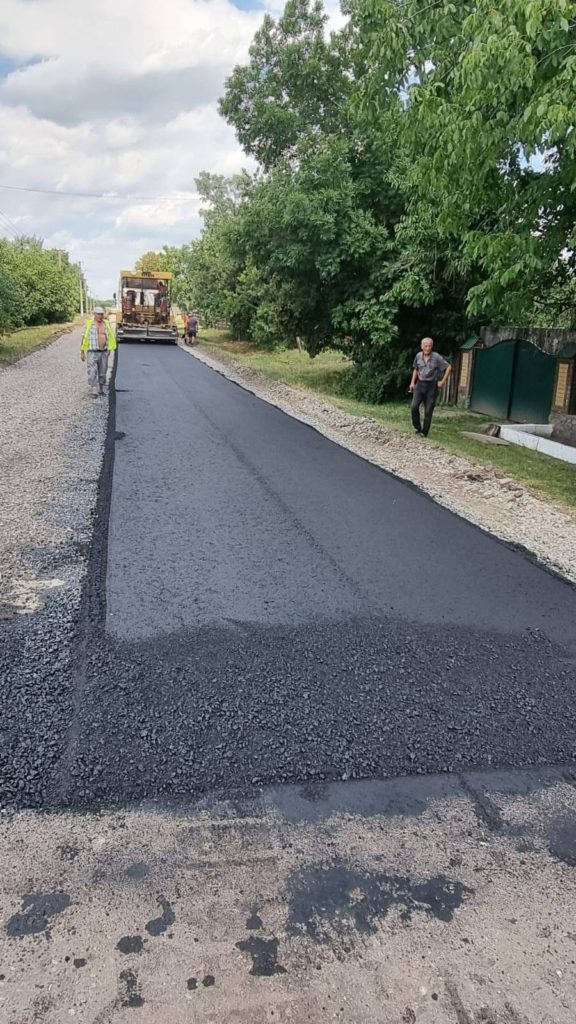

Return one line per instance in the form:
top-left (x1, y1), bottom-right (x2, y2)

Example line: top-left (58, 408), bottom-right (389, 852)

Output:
top-left (62, 342), bottom-right (576, 806)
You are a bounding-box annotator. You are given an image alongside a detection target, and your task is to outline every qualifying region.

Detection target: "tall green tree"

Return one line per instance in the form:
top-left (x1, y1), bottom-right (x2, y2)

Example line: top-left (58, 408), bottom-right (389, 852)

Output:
top-left (220, 0), bottom-right (351, 168)
top-left (160, 0), bottom-right (575, 400)
top-left (219, 0), bottom-right (477, 392)
top-left (158, 243), bottom-right (198, 311)
top-left (348, 0), bottom-right (576, 321)
top-left (135, 250), bottom-right (163, 275)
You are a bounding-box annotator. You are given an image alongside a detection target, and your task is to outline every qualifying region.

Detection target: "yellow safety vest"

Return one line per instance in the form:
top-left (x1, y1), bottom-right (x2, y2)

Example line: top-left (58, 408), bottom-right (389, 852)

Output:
top-left (81, 318), bottom-right (117, 351)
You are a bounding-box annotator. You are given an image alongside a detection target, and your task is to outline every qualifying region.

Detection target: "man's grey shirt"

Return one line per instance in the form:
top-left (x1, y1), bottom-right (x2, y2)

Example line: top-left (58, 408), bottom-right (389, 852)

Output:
top-left (413, 351), bottom-right (449, 382)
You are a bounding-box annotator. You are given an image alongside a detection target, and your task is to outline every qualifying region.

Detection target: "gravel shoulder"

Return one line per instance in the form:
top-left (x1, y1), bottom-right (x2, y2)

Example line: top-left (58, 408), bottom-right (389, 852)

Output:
top-left (0, 329), bottom-right (108, 810)
top-left (186, 343), bottom-right (576, 585)
top-left (0, 320), bottom-right (78, 366)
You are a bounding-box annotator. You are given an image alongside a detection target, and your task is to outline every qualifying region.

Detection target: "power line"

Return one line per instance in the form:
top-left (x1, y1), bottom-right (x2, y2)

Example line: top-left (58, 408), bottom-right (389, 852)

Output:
top-left (0, 208), bottom-right (19, 239)
top-left (0, 183), bottom-right (198, 202)
top-left (0, 207), bottom-right (21, 234)
top-left (0, 220), bottom-right (18, 239)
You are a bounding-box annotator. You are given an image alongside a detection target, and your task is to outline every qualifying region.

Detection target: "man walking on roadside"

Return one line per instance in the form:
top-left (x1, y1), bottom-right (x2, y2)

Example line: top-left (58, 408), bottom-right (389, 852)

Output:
top-left (80, 307), bottom-right (116, 397)
top-left (409, 336), bottom-right (452, 437)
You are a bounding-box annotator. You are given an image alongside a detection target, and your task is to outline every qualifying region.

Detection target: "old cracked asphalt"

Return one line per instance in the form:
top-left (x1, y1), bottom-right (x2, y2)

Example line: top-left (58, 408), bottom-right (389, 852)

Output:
top-left (62, 341), bottom-right (576, 807)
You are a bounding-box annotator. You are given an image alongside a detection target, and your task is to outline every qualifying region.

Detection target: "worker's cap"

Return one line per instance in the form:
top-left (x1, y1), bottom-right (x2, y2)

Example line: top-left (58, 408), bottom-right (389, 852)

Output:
top-left (94, 306), bottom-right (105, 314)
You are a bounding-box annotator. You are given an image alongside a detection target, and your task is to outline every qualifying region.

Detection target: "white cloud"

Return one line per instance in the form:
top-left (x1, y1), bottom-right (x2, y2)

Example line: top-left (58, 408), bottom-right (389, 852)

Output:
top-left (0, 0), bottom-right (346, 296)
top-left (0, 0), bottom-right (260, 71)
top-left (115, 196), bottom-right (203, 231)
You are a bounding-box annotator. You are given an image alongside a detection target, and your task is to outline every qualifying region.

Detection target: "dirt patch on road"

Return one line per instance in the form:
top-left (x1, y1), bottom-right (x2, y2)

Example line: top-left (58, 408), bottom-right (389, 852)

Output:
top-left (186, 344), bottom-right (576, 585)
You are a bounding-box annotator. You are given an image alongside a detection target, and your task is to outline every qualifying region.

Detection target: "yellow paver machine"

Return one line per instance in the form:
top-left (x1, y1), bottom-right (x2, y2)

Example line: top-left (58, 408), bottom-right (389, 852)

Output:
top-left (115, 271), bottom-right (179, 344)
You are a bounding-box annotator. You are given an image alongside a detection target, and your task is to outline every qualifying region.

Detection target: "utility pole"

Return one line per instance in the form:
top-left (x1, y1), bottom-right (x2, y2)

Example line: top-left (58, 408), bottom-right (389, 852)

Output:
top-left (78, 262), bottom-right (85, 316)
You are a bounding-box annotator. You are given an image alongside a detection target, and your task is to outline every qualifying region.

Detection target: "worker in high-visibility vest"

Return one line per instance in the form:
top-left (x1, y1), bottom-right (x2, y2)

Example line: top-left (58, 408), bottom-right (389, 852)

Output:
top-left (80, 307), bottom-right (116, 397)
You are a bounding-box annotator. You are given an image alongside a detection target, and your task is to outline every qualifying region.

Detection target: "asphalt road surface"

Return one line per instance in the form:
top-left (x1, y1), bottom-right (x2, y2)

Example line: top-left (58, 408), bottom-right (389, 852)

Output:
top-left (2, 335), bottom-right (576, 1023)
top-left (60, 341), bottom-right (576, 807)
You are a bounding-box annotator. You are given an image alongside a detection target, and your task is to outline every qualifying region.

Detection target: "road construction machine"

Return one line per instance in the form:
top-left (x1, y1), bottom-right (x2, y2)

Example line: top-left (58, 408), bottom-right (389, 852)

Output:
top-left (115, 270), bottom-right (179, 344)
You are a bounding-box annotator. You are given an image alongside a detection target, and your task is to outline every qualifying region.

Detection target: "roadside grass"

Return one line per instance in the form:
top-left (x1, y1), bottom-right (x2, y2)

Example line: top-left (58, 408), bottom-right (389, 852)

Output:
top-left (0, 319), bottom-right (79, 365)
top-left (199, 328), bottom-right (576, 510)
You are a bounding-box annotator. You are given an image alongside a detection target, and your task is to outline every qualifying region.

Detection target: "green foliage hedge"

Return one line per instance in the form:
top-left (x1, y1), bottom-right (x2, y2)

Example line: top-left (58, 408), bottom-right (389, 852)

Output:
top-left (0, 237), bottom-right (81, 333)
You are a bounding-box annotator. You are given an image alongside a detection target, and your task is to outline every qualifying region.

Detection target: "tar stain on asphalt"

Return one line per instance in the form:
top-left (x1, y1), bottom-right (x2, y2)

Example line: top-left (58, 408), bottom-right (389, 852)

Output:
top-left (119, 968), bottom-right (144, 1008)
top-left (246, 911), bottom-right (263, 930)
top-left (116, 935), bottom-right (144, 955)
top-left (145, 895), bottom-right (175, 936)
top-left (287, 862), bottom-right (472, 942)
top-left (6, 892), bottom-right (71, 937)
top-left (549, 817), bottom-right (576, 866)
top-left (57, 844), bottom-right (79, 862)
top-left (236, 936), bottom-right (287, 976)
top-left (125, 861), bottom-right (149, 880)
top-left (186, 975), bottom-right (214, 990)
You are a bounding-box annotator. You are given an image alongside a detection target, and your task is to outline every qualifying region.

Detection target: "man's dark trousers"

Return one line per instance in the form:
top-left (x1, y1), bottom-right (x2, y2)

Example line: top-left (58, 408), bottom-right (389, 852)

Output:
top-left (411, 380), bottom-right (438, 436)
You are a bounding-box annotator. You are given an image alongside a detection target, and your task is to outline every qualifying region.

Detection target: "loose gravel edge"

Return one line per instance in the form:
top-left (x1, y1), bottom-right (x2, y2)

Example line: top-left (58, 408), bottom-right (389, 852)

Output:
top-left (48, 352), bottom-right (119, 806)
top-left (181, 342), bottom-right (576, 588)
top-left (0, 322), bottom-right (77, 369)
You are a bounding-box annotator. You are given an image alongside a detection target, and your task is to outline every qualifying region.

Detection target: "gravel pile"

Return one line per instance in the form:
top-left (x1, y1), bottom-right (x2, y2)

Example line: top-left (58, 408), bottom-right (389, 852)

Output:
top-left (188, 345), bottom-right (576, 584)
top-left (67, 619), bottom-right (576, 807)
top-left (0, 331), bottom-right (107, 811)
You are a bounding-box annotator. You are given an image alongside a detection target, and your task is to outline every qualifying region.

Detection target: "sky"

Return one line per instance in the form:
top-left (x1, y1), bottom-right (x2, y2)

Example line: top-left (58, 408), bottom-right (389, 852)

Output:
top-left (0, 0), bottom-right (345, 297)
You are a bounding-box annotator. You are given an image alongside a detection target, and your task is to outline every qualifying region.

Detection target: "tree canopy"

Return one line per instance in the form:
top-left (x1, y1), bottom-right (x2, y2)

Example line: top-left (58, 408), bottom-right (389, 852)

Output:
top-left (135, 250), bottom-right (164, 275)
top-left (140, 0), bottom-right (576, 399)
top-left (349, 0), bottom-right (576, 322)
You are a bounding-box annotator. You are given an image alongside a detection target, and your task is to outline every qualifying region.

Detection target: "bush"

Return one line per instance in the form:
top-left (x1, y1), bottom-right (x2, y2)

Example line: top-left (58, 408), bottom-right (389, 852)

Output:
top-left (335, 352), bottom-right (412, 404)
top-left (250, 302), bottom-right (285, 350)
top-left (0, 237), bottom-right (80, 332)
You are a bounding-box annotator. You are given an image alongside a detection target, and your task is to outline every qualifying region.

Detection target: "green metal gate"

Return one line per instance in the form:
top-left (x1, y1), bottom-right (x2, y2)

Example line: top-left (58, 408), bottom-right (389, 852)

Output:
top-left (470, 339), bottom-right (556, 422)
top-left (509, 340), bottom-right (555, 422)
top-left (470, 341), bottom-right (515, 418)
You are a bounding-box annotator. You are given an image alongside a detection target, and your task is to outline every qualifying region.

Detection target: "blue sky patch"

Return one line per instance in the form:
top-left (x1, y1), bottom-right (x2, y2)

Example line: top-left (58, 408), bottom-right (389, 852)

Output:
top-left (0, 54), bottom-right (20, 79)
top-left (230, 0), bottom-right (264, 9)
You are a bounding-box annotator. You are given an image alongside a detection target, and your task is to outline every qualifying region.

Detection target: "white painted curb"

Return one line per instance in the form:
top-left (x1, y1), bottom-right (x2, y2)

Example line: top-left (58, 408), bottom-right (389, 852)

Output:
top-left (500, 424), bottom-right (576, 465)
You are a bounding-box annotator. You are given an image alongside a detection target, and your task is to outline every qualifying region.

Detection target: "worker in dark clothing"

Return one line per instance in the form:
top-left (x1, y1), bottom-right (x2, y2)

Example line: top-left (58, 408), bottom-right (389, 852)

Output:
top-left (409, 337), bottom-right (452, 436)
top-left (154, 281), bottom-right (169, 323)
top-left (185, 313), bottom-right (199, 345)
